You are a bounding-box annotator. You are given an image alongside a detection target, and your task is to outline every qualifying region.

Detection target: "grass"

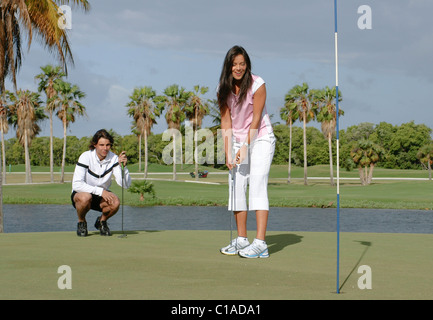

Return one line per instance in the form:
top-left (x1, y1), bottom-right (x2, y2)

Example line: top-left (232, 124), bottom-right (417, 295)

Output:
top-left (2, 164), bottom-right (433, 301)
top-left (2, 165), bottom-right (433, 209)
top-left (6, 162), bottom-right (431, 177)
top-left (1, 230), bottom-right (432, 300)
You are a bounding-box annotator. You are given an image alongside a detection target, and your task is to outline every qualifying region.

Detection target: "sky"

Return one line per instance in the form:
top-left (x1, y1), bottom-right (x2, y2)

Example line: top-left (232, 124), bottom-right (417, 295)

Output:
top-left (5, 0), bottom-right (433, 140)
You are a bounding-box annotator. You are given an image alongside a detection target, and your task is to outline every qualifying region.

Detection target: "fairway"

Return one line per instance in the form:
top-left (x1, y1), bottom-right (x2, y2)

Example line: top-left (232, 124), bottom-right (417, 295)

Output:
top-left (1, 230), bottom-right (432, 300)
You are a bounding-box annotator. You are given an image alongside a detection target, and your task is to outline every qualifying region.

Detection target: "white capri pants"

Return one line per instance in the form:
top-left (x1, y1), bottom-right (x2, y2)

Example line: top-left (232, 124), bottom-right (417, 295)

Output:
top-left (228, 132), bottom-right (276, 211)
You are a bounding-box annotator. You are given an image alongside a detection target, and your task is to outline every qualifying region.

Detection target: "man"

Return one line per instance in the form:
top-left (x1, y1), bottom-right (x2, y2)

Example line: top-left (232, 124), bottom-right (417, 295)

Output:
top-left (71, 129), bottom-right (131, 236)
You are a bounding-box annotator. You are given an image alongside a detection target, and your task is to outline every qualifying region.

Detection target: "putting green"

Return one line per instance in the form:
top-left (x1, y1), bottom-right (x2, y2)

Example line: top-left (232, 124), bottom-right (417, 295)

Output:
top-left (1, 230), bottom-right (432, 300)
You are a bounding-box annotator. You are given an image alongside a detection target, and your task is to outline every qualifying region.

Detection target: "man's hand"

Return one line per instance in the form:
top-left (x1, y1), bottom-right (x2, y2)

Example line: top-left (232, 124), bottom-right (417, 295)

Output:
top-left (101, 190), bottom-right (117, 205)
top-left (118, 151), bottom-right (127, 167)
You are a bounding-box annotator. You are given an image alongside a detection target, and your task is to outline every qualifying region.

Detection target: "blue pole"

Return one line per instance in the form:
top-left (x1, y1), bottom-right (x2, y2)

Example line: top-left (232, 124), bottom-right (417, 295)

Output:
top-left (334, 0), bottom-right (341, 294)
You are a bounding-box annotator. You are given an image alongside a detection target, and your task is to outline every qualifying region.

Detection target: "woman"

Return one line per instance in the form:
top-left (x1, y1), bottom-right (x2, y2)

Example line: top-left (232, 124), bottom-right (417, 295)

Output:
top-left (218, 46), bottom-right (275, 258)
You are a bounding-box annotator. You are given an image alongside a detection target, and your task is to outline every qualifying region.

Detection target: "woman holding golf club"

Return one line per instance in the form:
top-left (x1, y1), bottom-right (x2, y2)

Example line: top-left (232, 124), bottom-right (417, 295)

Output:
top-left (218, 46), bottom-right (276, 258)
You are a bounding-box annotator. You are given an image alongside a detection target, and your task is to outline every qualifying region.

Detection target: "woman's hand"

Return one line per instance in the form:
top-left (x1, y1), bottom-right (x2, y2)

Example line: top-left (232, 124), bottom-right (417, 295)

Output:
top-left (226, 154), bottom-right (235, 170)
top-left (235, 144), bottom-right (248, 165)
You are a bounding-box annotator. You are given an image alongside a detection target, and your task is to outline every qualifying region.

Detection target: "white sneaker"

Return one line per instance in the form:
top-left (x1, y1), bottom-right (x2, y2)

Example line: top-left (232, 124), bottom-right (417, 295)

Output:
top-left (238, 238), bottom-right (269, 258)
top-left (220, 237), bottom-right (250, 256)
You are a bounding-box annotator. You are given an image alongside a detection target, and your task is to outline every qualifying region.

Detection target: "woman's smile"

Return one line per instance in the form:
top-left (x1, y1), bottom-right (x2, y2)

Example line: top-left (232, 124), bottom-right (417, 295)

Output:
top-left (232, 54), bottom-right (247, 80)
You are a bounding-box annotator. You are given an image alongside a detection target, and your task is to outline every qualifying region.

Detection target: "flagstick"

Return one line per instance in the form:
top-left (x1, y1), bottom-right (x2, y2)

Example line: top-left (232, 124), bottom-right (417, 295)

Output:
top-left (334, 0), bottom-right (341, 294)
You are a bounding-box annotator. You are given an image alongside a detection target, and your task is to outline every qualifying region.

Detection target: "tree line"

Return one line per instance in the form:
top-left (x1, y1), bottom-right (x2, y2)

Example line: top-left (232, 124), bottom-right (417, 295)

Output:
top-left (1, 65), bottom-right (432, 186)
top-left (3, 120), bottom-right (432, 180)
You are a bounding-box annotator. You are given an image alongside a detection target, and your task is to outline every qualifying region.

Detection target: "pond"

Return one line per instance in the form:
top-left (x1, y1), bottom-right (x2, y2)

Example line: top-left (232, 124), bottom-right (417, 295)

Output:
top-left (2, 204), bottom-right (433, 234)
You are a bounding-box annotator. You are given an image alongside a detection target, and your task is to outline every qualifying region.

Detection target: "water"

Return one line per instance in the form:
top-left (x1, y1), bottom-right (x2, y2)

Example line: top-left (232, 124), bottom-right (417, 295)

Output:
top-left (2, 204), bottom-right (433, 234)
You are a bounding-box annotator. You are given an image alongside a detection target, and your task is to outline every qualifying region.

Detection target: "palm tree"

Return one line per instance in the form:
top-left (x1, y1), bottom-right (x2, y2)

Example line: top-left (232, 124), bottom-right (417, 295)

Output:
top-left (350, 139), bottom-right (384, 185)
top-left (0, 0), bottom-right (30, 92)
top-left (8, 89), bottom-right (46, 183)
top-left (280, 97), bottom-right (299, 184)
top-left (126, 86), bottom-right (162, 178)
top-left (0, 0), bottom-right (90, 93)
top-left (208, 99), bottom-right (221, 127)
top-left (417, 142), bottom-right (433, 181)
top-left (286, 82), bottom-right (317, 185)
top-left (160, 84), bottom-right (191, 180)
top-left (315, 86), bottom-right (343, 186)
top-left (0, 92), bottom-right (11, 183)
top-left (185, 85), bottom-right (209, 180)
top-left (35, 65), bottom-right (66, 183)
top-left (0, 91), bottom-right (11, 232)
top-left (52, 79), bottom-right (86, 183)
top-left (0, 0), bottom-right (89, 232)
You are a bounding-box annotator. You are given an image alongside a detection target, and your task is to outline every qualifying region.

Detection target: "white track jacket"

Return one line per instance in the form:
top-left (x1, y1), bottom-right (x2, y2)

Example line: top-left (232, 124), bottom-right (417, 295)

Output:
top-left (72, 149), bottom-right (131, 196)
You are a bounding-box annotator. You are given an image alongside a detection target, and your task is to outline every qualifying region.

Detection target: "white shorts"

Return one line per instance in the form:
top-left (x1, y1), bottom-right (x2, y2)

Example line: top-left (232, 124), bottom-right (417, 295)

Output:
top-left (228, 133), bottom-right (276, 211)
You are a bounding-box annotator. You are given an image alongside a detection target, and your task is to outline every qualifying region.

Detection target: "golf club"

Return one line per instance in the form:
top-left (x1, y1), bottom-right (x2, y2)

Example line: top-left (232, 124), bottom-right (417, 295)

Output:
top-left (118, 152), bottom-right (127, 238)
top-left (230, 165), bottom-right (236, 244)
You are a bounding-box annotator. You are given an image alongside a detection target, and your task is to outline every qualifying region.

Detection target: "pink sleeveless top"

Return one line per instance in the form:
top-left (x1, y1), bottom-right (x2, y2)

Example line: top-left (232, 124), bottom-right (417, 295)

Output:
top-left (227, 75), bottom-right (273, 142)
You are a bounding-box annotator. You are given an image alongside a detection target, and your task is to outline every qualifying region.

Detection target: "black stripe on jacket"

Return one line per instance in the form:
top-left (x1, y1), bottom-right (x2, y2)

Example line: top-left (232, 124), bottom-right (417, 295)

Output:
top-left (76, 161), bottom-right (119, 179)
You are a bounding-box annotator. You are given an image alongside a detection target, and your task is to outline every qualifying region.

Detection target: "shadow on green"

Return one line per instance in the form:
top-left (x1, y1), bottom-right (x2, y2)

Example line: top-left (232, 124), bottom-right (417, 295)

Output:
top-left (339, 240), bottom-right (372, 292)
top-left (267, 233), bottom-right (303, 254)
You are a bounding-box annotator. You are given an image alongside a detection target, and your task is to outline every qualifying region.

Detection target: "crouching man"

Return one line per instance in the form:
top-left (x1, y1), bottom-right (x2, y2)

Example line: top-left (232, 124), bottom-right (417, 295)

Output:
top-left (71, 129), bottom-right (131, 236)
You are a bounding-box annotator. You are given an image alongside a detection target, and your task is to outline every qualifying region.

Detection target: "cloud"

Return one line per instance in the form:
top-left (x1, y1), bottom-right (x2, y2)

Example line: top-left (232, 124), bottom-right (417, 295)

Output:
top-left (5, 0), bottom-right (433, 140)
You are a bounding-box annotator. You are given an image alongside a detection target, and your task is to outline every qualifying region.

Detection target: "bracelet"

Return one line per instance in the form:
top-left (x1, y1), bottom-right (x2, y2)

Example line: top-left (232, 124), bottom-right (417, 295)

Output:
top-left (242, 142), bottom-right (249, 147)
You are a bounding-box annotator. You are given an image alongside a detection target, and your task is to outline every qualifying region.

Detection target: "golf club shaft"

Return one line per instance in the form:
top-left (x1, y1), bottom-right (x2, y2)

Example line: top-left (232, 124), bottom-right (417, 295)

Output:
top-left (230, 164), bottom-right (239, 244)
top-left (122, 163), bottom-right (124, 233)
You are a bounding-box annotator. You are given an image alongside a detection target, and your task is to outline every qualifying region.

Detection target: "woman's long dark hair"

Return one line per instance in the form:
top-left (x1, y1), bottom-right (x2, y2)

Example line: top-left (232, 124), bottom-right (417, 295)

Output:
top-left (217, 45), bottom-right (252, 109)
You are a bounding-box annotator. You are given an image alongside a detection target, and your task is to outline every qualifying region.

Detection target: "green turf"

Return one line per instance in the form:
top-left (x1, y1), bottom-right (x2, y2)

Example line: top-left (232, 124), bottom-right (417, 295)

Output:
top-left (4, 176), bottom-right (433, 209)
top-left (1, 230), bottom-right (432, 300)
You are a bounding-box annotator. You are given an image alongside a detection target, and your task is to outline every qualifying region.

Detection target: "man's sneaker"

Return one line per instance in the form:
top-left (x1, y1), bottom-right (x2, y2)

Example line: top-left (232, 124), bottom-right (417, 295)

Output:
top-left (94, 216), bottom-right (101, 230)
top-left (220, 237), bottom-right (250, 256)
top-left (77, 221), bottom-right (88, 237)
top-left (100, 220), bottom-right (112, 236)
top-left (95, 216), bottom-right (112, 236)
top-left (238, 239), bottom-right (269, 258)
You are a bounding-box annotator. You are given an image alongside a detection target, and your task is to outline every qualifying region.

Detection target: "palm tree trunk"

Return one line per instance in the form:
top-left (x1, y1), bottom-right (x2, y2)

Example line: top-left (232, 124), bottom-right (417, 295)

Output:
top-left (61, 116), bottom-right (67, 183)
top-left (138, 134), bottom-right (142, 172)
top-left (368, 163), bottom-right (374, 185)
top-left (195, 108), bottom-right (198, 181)
top-left (328, 132), bottom-right (335, 186)
top-left (1, 128), bottom-right (6, 184)
top-left (144, 131), bottom-right (148, 179)
top-left (364, 166), bottom-right (368, 185)
top-left (428, 158), bottom-right (432, 181)
top-left (180, 132), bottom-right (183, 171)
top-left (358, 167), bottom-right (365, 186)
top-left (49, 111), bottom-right (54, 183)
top-left (24, 132), bottom-right (32, 183)
top-left (0, 179), bottom-right (2, 232)
top-left (0, 144), bottom-right (3, 233)
top-left (303, 114), bottom-right (308, 186)
top-left (288, 119), bottom-right (292, 184)
top-left (173, 131), bottom-right (177, 181)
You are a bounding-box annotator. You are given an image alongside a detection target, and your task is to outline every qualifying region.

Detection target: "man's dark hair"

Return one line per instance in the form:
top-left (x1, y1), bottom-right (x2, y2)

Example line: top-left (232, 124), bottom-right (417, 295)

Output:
top-left (89, 129), bottom-right (114, 150)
